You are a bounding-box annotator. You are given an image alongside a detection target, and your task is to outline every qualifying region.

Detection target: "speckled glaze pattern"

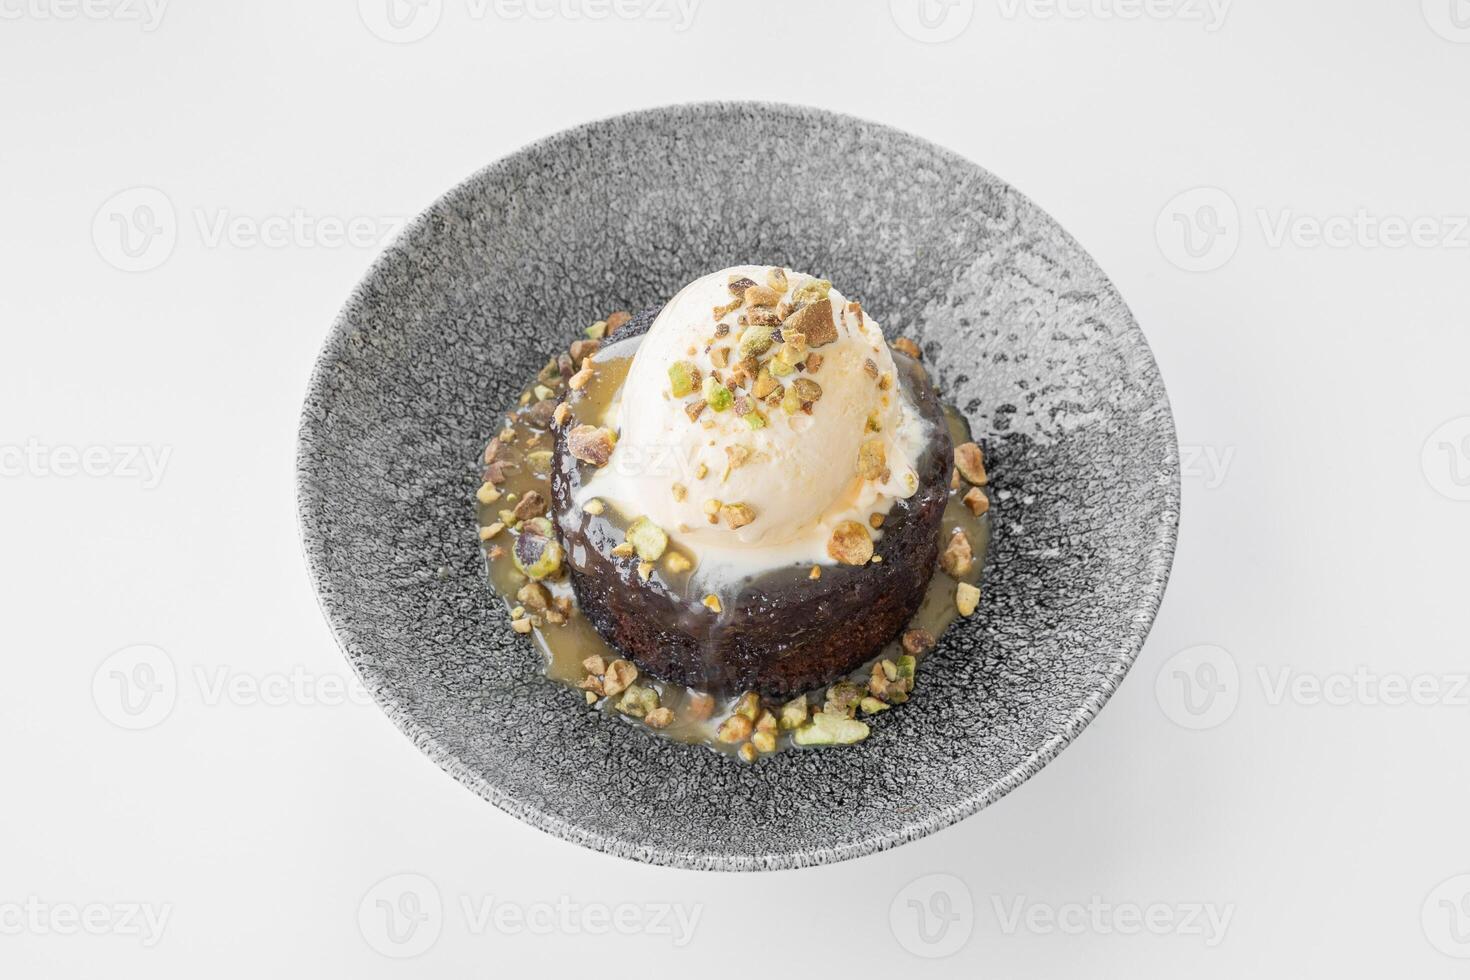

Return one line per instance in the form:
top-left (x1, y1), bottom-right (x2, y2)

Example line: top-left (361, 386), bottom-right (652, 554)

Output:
top-left (297, 103), bottom-right (1179, 871)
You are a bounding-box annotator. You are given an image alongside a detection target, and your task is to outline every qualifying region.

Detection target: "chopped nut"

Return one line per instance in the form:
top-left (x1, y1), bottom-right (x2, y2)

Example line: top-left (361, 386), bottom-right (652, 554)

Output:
top-left (717, 714), bottom-right (754, 743)
top-left (479, 521), bottom-right (506, 541)
top-left (857, 439), bottom-right (886, 480)
top-left (585, 320), bottom-right (608, 339)
top-left (516, 581), bottom-right (551, 612)
top-left (940, 527), bottom-right (975, 578)
top-left (792, 277), bottom-right (831, 305)
top-left (714, 322), bottom-right (730, 338)
top-left (954, 442), bottom-right (988, 485)
top-left (512, 490), bottom-right (547, 522)
top-left (567, 364), bottom-right (595, 390)
top-left (510, 617), bottom-right (533, 634)
top-left (963, 487), bottom-right (990, 515)
top-left (695, 462), bottom-right (709, 480)
top-left (637, 561), bottom-right (654, 581)
top-left (864, 358), bottom-right (879, 379)
top-left (869, 513), bottom-right (885, 529)
top-left (783, 298), bottom-right (836, 347)
top-left (533, 384), bottom-right (555, 402)
top-left (865, 411), bottom-right (882, 433)
top-left (687, 692), bottom-right (715, 720)
top-left (567, 425), bottom-right (616, 466)
top-left (476, 482), bottom-right (502, 505)
top-left (733, 692), bottom-right (761, 721)
top-left (738, 324), bottom-right (775, 359)
top-left (585, 690), bottom-right (599, 705)
top-left (488, 545), bottom-right (505, 560)
top-left (804, 352), bottom-right (823, 373)
top-left (703, 499), bottom-right (722, 524)
top-left (902, 628), bottom-right (937, 655)
top-left (879, 372), bottom-right (893, 391)
top-left (808, 565), bottom-right (822, 580)
top-left (668, 361), bottom-right (701, 398)
top-left (713, 296), bottom-right (742, 319)
top-left (723, 444), bottom-right (752, 479)
top-left (727, 276), bottom-right (756, 298)
top-left (738, 743), bottom-right (759, 763)
top-left (569, 338), bottom-right (600, 366)
top-left (603, 659), bottom-right (638, 698)
top-left (956, 582), bottom-right (981, 616)
top-left (552, 402), bottom-right (571, 426)
top-left (664, 552), bottom-right (693, 574)
top-left (752, 365), bottom-right (778, 399)
top-left (892, 337), bottom-right (922, 359)
top-left (828, 521), bottom-right (874, 565)
top-left (582, 655), bottom-right (607, 675)
top-left (605, 311), bottom-right (631, 333)
top-left (616, 684), bottom-right (659, 719)
top-left (744, 284), bottom-right (780, 307)
top-left (702, 594), bottom-right (722, 613)
top-left (765, 267), bottom-right (789, 294)
top-left (869, 661), bottom-right (893, 699)
top-left (672, 483), bottom-right (687, 502)
top-left (720, 502), bottom-right (756, 529)
top-left (742, 408), bottom-right (768, 430)
top-left (825, 682), bottom-right (863, 718)
top-left (645, 707), bottom-right (675, 729)
top-left (793, 712), bottom-right (869, 746)
top-left (610, 541), bottom-right (635, 558)
top-left (790, 377), bottom-right (822, 405)
top-left (709, 346), bottom-right (731, 368)
top-left (755, 709), bottom-right (777, 735)
top-left (482, 439), bottom-right (501, 465)
top-left (512, 517), bottom-right (563, 580)
top-left (702, 377), bottom-right (734, 412)
top-left (779, 696), bottom-right (810, 730)
top-left (751, 731), bottom-right (777, 753)
top-left (951, 467), bottom-right (962, 491)
top-left (685, 399), bottom-right (707, 422)
top-left (584, 499), bottom-right (605, 516)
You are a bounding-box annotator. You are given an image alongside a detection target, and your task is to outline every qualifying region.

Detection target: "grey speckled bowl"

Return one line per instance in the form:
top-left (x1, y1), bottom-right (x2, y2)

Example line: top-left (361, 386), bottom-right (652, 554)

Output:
top-left (297, 102), bottom-right (1178, 871)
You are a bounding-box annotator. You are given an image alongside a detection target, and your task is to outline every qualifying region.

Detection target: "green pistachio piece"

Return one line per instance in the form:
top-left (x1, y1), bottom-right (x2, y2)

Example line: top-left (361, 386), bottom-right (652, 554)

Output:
top-left (625, 516), bottom-right (669, 562)
top-left (896, 655), bottom-right (917, 681)
top-left (860, 697), bottom-right (891, 715)
top-left (585, 320), bottom-right (608, 339)
top-left (733, 692), bottom-right (761, 721)
top-left (792, 278), bottom-right (831, 305)
top-left (770, 355), bottom-right (795, 377)
top-left (738, 324), bottom-right (775, 359)
top-left (702, 377), bottom-right (734, 412)
top-left (512, 517), bottom-right (563, 580)
top-left (668, 361), bottom-right (700, 398)
top-left (793, 711), bottom-right (870, 746)
top-left (779, 696), bottom-right (810, 731)
top-left (615, 684), bottom-right (660, 719)
top-left (743, 409), bottom-right (768, 430)
top-left (781, 386), bottom-right (803, 416)
top-left (526, 450), bottom-right (553, 476)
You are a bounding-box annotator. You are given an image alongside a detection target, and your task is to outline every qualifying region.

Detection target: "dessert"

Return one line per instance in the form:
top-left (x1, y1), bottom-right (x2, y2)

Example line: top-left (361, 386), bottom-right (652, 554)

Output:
top-left (476, 267), bottom-right (991, 757)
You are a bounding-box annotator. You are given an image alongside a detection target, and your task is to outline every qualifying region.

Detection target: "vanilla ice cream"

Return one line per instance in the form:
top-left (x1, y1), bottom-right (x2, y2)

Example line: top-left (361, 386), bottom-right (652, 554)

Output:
top-left (579, 266), bottom-right (931, 584)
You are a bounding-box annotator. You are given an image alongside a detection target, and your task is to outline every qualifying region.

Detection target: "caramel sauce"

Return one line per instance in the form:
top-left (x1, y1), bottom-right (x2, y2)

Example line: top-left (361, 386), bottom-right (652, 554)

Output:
top-left (477, 337), bottom-right (989, 756)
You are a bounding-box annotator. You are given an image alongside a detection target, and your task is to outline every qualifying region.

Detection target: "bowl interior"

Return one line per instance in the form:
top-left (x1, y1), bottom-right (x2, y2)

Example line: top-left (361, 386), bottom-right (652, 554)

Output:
top-left (297, 103), bottom-right (1178, 870)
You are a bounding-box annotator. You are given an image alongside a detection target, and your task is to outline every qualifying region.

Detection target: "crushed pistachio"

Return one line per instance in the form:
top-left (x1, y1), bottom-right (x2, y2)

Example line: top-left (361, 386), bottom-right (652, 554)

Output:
top-left (637, 561), bottom-right (654, 581)
top-left (793, 712), bottom-right (869, 746)
top-left (702, 377), bottom-right (734, 412)
top-left (879, 372), bottom-right (893, 391)
top-left (765, 268), bottom-right (789, 294)
top-left (792, 277), bottom-right (830, 305)
top-left (738, 743), bottom-right (759, 763)
top-left (479, 521), bottom-right (505, 541)
top-left (516, 581), bottom-right (551, 613)
top-left (963, 487), bottom-right (990, 515)
top-left (742, 408), bottom-right (768, 430)
top-left (626, 517), bottom-right (668, 561)
top-left (483, 439), bottom-right (501, 465)
top-left (860, 697), bottom-right (890, 715)
top-left (616, 684), bottom-right (659, 719)
top-left (857, 440), bottom-right (886, 481)
top-left (825, 682), bottom-right (863, 718)
top-left (783, 298), bottom-right (836, 347)
top-left (805, 352), bottom-right (823, 373)
top-left (584, 498), bottom-right (605, 516)
top-left (585, 690), bottom-right (599, 705)
top-left (956, 582), bottom-right (981, 616)
top-left (664, 552), bottom-right (692, 574)
top-left (585, 320), bottom-right (608, 339)
top-left (710, 346), bottom-right (731, 368)
top-left (744, 284), bottom-right (780, 307)
top-left (779, 696), bottom-right (810, 730)
top-left (582, 654), bottom-right (607, 675)
top-left (955, 442), bottom-right (988, 485)
top-left (738, 324), bottom-right (775, 359)
top-left (702, 594), bottom-right (722, 613)
top-left (476, 482), bottom-right (502, 505)
top-left (533, 384), bottom-right (554, 402)
top-left (733, 692), bottom-right (760, 721)
top-left (671, 482), bottom-right (688, 502)
top-left (752, 365), bottom-right (778, 399)
top-left (713, 297), bottom-right (742, 319)
top-left (610, 541), bottom-right (635, 558)
top-left (828, 520), bottom-right (874, 565)
top-left (869, 513), bottom-right (885, 529)
top-left (695, 462), bottom-right (709, 480)
top-left (751, 731), bottom-right (777, 753)
top-left (603, 659), bottom-right (638, 698)
top-left (685, 399), bottom-right (707, 422)
top-left (512, 489), bottom-right (548, 522)
top-left (552, 403), bottom-right (571, 426)
top-left (866, 411), bottom-right (882, 433)
top-left (569, 338), bottom-right (600, 366)
top-left (668, 361), bottom-right (701, 398)
top-left (790, 377), bottom-right (822, 406)
top-left (902, 628), bottom-right (937, 655)
top-left (568, 364), bottom-right (595, 390)
top-left (645, 707), bottom-right (675, 729)
top-left (863, 358), bottom-right (879, 379)
top-left (717, 714), bottom-right (753, 743)
top-left (567, 425), bottom-right (617, 466)
top-left (940, 527), bottom-right (975, 578)
top-left (720, 502), bottom-right (756, 529)
top-left (511, 617), bottom-right (533, 634)
top-left (892, 337), bottom-right (922, 359)
top-left (727, 276), bottom-right (756, 298)
top-left (808, 565), bottom-right (821, 580)
top-left (605, 311), bottom-right (631, 332)
top-left (780, 386), bottom-right (802, 416)
top-left (512, 517), bottom-right (563, 580)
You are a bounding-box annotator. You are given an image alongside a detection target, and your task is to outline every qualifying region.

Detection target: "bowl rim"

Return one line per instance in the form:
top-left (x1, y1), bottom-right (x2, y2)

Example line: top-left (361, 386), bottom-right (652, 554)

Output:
top-left (296, 100), bottom-right (1181, 871)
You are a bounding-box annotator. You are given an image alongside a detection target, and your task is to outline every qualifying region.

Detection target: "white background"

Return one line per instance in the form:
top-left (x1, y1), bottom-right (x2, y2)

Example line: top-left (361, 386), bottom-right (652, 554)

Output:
top-left (3, 0), bottom-right (1469, 975)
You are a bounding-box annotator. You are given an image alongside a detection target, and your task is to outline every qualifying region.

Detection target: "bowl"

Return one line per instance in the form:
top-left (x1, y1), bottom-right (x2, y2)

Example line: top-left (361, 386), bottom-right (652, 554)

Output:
top-left (297, 102), bottom-right (1179, 870)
